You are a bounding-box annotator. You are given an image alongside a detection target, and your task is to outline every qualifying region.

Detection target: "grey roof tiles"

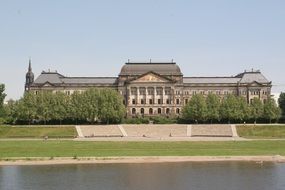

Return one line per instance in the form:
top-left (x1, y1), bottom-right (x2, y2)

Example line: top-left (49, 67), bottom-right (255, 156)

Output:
top-left (183, 77), bottom-right (241, 84)
top-left (238, 72), bottom-right (269, 83)
top-left (33, 72), bottom-right (117, 86)
top-left (119, 63), bottom-right (182, 76)
top-left (32, 66), bottom-right (270, 86)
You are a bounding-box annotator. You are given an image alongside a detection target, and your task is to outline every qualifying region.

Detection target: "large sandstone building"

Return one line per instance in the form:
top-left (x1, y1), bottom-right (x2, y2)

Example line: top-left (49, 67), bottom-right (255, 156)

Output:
top-left (25, 59), bottom-right (272, 117)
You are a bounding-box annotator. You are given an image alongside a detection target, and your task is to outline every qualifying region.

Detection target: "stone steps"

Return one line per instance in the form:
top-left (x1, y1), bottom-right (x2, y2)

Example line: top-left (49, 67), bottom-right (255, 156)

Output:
top-left (76, 124), bottom-right (237, 138)
top-left (122, 124), bottom-right (187, 137)
top-left (79, 125), bottom-right (123, 137)
top-left (191, 125), bottom-right (233, 137)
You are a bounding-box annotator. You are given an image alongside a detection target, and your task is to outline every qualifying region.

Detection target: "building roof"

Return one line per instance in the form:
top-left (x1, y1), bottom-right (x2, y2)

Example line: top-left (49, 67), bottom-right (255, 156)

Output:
top-left (32, 67), bottom-right (270, 87)
top-left (183, 77), bottom-right (240, 84)
top-left (183, 71), bottom-right (270, 84)
top-left (61, 77), bottom-right (117, 84)
top-left (237, 71), bottom-right (269, 83)
top-left (34, 72), bottom-right (64, 84)
top-left (33, 71), bottom-right (117, 86)
top-left (119, 62), bottom-right (183, 76)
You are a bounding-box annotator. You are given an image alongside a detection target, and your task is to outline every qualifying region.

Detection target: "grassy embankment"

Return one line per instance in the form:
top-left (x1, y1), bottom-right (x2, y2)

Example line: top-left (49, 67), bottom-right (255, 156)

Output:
top-left (0, 140), bottom-right (285, 158)
top-left (1, 124), bottom-right (285, 139)
top-left (0, 125), bottom-right (285, 158)
top-left (237, 125), bottom-right (285, 139)
top-left (0, 125), bottom-right (76, 138)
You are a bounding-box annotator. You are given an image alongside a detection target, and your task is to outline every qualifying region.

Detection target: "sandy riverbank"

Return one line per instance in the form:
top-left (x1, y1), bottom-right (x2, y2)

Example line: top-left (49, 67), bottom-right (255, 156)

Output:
top-left (0, 156), bottom-right (285, 166)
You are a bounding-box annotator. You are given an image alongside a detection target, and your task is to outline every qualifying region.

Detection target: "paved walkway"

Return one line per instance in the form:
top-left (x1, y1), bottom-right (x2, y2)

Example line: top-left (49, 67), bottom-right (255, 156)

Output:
top-left (1, 137), bottom-right (285, 141)
top-left (74, 136), bottom-right (246, 141)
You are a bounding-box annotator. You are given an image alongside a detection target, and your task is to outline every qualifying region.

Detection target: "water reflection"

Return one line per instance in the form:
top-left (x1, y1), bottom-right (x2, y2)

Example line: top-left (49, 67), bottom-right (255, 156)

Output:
top-left (0, 162), bottom-right (285, 190)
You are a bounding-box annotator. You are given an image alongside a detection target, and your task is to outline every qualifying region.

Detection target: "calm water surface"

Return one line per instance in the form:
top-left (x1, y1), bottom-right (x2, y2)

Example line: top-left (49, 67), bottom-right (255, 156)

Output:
top-left (1, 162), bottom-right (285, 190)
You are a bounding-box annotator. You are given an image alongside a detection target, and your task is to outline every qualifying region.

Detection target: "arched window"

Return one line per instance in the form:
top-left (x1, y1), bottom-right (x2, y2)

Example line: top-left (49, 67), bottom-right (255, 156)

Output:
top-left (166, 108), bottom-right (170, 114)
top-left (176, 108), bottom-right (180, 114)
top-left (176, 99), bottom-right (180, 104)
top-left (158, 108), bottom-right (162, 114)
top-left (132, 108), bottom-right (136, 115)
top-left (140, 108), bottom-right (144, 115)
top-left (149, 108), bottom-right (153, 115)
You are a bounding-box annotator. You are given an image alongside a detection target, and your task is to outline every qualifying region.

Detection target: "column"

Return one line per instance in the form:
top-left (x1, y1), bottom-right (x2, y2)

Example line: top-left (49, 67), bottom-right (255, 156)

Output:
top-left (136, 87), bottom-right (139, 105)
top-left (154, 86), bottom-right (157, 105)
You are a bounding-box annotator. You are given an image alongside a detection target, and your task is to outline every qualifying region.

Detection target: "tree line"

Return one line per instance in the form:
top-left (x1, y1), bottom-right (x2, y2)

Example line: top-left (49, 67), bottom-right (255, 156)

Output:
top-left (182, 94), bottom-right (281, 124)
top-left (0, 83), bottom-right (285, 125)
top-left (2, 87), bottom-right (126, 124)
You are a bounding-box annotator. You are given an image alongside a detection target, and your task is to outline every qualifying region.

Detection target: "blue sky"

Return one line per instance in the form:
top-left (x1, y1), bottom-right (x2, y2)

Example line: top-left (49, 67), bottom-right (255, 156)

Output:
top-left (0, 0), bottom-right (284, 100)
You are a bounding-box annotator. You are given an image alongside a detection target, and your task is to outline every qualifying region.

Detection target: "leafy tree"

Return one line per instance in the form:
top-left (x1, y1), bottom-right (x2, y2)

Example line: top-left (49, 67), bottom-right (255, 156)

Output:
top-left (220, 95), bottom-right (240, 123)
top-left (3, 99), bottom-right (18, 124)
top-left (0, 84), bottom-right (7, 118)
top-left (278, 92), bottom-right (285, 116)
top-left (98, 89), bottom-right (126, 124)
top-left (81, 88), bottom-right (100, 123)
top-left (51, 92), bottom-right (68, 124)
top-left (68, 91), bottom-right (85, 122)
top-left (236, 96), bottom-right (250, 122)
top-left (263, 98), bottom-right (281, 123)
top-left (249, 97), bottom-right (264, 123)
top-left (35, 91), bottom-right (56, 124)
top-left (182, 94), bottom-right (207, 123)
top-left (206, 94), bottom-right (220, 123)
top-left (17, 92), bottom-right (37, 124)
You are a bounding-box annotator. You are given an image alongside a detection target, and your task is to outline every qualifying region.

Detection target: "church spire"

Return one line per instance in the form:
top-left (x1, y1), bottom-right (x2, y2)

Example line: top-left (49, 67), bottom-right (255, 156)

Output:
top-left (28, 57), bottom-right (32, 72)
top-left (25, 58), bottom-right (34, 91)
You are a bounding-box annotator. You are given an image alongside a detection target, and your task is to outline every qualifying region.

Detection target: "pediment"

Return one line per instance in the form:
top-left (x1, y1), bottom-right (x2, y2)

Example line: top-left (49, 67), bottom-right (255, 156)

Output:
top-left (248, 81), bottom-right (263, 86)
top-left (41, 81), bottom-right (54, 87)
top-left (131, 72), bottom-right (172, 83)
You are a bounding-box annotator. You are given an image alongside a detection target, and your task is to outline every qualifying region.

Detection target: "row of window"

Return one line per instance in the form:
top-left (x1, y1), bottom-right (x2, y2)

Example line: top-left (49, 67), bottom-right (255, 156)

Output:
top-left (249, 90), bottom-right (268, 95)
top-left (132, 99), bottom-right (186, 105)
top-left (131, 108), bottom-right (180, 115)
top-left (35, 90), bottom-right (73, 95)
top-left (250, 99), bottom-right (267, 104)
top-left (131, 87), bottom-right (171, 96)
top-left (131, 89), bottom-right (240, 96)
top-left (36, 89), bottom-right (269, 97)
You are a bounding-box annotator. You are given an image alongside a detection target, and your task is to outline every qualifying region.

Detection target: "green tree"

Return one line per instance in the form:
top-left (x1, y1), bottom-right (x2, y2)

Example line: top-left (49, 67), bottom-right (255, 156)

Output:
top-left (35, 91), bottom-right (55, 124)
top-left (68, 91), bottom-right (86, 122)
top-left (278, 92), bottom-right (285, 116)
top-left (206, 94), bottom-right (220, 123)
top-left (98, 89), bottom-right (126, 124)
top-left (3, 99), bottom-right (18, 124)
top-left (263, 98), bottom-right (281, 123)
top-left (236, 96), bottom-right (250, 122)
top-left (249, 97), bottom-right (264, 123)
top-left (0, 84), bottom-right (7, 118)
top-left (17, 92), bottom-right (37, 124)
top-left (220, 95), bottom-right (240, 123)
top-left (182, 94), bottom-right (207, 123)
top-left (81, 88), bottom-right (100, 123)
top-left (51, 92), bottom-right (68, 124)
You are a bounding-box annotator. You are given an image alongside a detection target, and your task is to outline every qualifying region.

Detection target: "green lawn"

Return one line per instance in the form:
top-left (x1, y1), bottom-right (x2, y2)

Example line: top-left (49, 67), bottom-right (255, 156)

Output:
top-left (0, 126), bottom-right (76, 138)
top-left (0, 140), bottom-right (284, 158)
top-left (237, 125), bottom-right (285, 139)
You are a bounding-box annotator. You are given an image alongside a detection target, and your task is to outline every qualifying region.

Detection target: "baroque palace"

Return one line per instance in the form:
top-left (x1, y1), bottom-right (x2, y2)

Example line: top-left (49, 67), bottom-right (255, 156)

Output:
top-left (25, 60), bottom-right (272, 117)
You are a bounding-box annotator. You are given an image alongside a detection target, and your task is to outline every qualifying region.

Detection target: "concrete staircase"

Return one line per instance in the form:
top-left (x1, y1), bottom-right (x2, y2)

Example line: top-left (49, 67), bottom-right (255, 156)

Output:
top-left (122, 124), bottom-right (187, 137)
top-left (191, 125), bottom-right (233, 137)
top-left (76, 124), bottom-right (238, 138)
top-left (79, 125), bottom-right (123, 137)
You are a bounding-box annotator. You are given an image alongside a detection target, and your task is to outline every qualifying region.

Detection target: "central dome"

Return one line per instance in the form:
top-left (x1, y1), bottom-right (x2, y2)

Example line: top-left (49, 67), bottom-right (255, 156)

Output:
top-left (119, 62), bottom-right (182, 76)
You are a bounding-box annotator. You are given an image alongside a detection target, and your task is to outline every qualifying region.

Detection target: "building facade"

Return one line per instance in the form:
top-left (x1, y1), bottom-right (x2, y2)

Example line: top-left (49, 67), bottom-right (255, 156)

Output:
top-left (25, 60), bottom-right (272, 117)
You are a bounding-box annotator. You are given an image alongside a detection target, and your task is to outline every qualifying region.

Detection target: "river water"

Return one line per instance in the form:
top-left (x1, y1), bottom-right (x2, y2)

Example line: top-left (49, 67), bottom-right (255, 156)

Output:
top-left (0, 162), bottom-right (285, 190)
